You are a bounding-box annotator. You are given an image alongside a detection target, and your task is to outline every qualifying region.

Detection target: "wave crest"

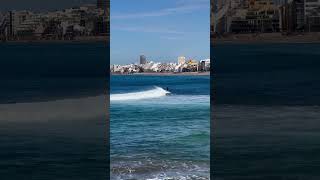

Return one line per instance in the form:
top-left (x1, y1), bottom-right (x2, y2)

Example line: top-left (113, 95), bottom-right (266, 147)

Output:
top-left (111, 86), bottom-right (170, 101)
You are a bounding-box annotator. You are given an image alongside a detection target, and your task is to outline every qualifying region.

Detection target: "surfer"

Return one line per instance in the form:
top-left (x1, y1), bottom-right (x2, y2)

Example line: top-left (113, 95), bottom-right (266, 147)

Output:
top-left (166, 87), bottom-right (169, 91)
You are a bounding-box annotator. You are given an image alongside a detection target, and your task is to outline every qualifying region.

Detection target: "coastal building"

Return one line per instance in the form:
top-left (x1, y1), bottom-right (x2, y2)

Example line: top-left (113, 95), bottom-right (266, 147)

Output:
top-left (279, 0), bottom-right (305, 32)
top-left (279, 1), bottom-right (297, 32)
top-left (214, 0), bottom-right (280, 33)
top-left (187, 60), bottom-right (199, 72)
top-left (199, 59), bottom-right (211, 72)
top-left (244, 0), bottom-right (280, 33)
top-left (0, 12), bottom-right (10, 40)
top-left (213, 0), bottom-right (320, 35)
top-left (305, 0), bottom-right (320, 32)
top-left (296, 0), bottom-right (305, 30)
top-left (97, 0), bottom-right (108, 11)
top-left (199, 61), bottom-right (206, 72)
top-left (111, 56), bottom-right (210, 74)
top-left (178, 56), bottom-right (186, 65)
top-left (0, 4), bottom-right (108, 41)
top-left (211, 0), bottom-right (216, 37)
top-left (12, 11), bottom-right (44, 40)
top-left (110, 55), bottom-right (210, 74)
top-left (140, 55), bottom-right (147, 64)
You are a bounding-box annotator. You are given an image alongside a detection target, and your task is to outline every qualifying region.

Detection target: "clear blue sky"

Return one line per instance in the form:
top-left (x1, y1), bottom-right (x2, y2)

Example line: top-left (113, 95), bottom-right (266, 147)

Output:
top-left (111, 0), bottom-right (210, 64)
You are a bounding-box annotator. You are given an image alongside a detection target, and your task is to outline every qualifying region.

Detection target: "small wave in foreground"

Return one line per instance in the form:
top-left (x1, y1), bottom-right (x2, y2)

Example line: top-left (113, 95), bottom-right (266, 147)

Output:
top-left (111, 159), bottom-right (209, 180)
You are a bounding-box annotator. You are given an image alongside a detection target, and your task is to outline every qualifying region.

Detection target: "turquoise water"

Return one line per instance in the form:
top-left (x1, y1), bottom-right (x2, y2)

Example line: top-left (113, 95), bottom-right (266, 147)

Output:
top-left (110, 75), bottom-right (210, 179)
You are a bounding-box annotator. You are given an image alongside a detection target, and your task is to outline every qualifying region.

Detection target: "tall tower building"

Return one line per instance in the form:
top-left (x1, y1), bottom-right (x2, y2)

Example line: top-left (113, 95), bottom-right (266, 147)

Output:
top-left (9, 11), bottom-right (14, 38)
top-left (178, 56), bottom-right (186, 65)
top-left (97, 0), bottom-right (108, 10)
top-left (140, 55), bottom-right (147, 64)
top-left (217, 0), bottom-right (225, 10)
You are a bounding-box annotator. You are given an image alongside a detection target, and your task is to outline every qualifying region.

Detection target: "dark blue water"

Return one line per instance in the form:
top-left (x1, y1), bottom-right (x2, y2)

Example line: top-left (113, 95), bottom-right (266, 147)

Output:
top-left (0, 43), bottom-right (109, 180)
top-left (212, 43), bottom-right (320, 179)
top-left (110, 75), bottom-right (210, 179)
top-left (0, 43), bottom-right (108, 104)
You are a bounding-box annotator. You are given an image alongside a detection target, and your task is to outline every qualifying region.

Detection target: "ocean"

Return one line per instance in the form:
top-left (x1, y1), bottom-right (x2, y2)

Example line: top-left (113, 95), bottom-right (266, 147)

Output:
top-left (2, 42), bottom-right (318, 180)
top-left (212, 43), bottom-right (320, 179)
top-left (0, 43), bottom-right (109, 180)
top-left (110, 75), bottom-right (210, 180)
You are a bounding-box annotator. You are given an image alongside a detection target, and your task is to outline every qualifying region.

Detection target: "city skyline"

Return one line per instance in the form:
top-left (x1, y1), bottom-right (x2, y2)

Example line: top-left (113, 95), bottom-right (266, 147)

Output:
top-left (0, 0), bottom-right (109, 41)
top-left (111, 54), bottom-right (210, 65)
top-left (111, 55), bottom-right (210, 74)
top-left (0, 0), bottom-right (97, 11)
top-left (212, 0), bottom-right (320, 34)
top-left (111, 0), bottom-right (210, 64)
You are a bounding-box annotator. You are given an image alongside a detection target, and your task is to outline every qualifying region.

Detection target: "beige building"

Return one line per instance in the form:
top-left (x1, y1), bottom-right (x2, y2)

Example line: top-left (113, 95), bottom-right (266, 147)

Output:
top-left (178, 56), bottom-right (186, 65)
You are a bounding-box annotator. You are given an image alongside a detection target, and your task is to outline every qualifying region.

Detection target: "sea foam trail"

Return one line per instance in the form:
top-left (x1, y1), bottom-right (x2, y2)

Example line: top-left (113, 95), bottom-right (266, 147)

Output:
top-left (110, 86), bottom-right (170, 101)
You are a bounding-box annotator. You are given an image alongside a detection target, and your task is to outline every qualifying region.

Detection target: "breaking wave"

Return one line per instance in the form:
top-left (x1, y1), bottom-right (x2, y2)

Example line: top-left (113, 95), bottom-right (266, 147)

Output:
top-left (110, 86), bottom-right (170, 101)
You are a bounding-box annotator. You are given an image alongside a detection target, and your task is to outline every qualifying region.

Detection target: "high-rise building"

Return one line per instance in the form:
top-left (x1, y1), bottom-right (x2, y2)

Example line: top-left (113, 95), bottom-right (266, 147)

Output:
top-left (97, 0), bottom-right (108, 10)
top-left (9, 11), bottom-right (13, 37)
top-left (305, 0), bottom-right (320, 32)
top-left (178, 56), bottom-right (186, 65)
top-left (140, 55), bottom-right (147, 64)
top-left (295, 0), bottom-right (305, 30)
top-left (279, 0), bottom-right (305, 32)
top-left (199, 60), bottom-right (206, 71)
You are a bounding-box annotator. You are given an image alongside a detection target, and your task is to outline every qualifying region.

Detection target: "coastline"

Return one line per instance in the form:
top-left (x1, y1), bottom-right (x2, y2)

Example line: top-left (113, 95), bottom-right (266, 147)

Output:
top-left (211, 32), bottom-right (320, 45)
top-left (111, 72), bottom-right (210, 76)
top-left (0, 36), bottom-right (109, 43)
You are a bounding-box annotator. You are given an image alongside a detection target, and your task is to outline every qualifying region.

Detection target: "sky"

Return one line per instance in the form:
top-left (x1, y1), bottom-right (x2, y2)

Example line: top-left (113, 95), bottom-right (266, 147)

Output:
top-left (0, 0), bottom-right (210, 64)
top-left (111, 0), bottom-right (210, 65)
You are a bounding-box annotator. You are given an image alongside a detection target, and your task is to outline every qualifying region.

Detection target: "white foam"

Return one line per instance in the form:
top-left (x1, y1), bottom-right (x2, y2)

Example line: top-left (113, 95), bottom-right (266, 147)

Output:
top-left (110, 86), bottom-right (170, 101)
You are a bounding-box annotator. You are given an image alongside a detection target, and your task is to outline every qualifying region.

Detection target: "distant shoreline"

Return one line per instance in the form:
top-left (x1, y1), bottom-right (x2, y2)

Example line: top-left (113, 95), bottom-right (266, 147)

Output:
top-left (0, 36), bottom-right (109, 43)
top-left (211, 32), bottom-right (320, 45)
top-left (111, 72), bottom-right (210, 76)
